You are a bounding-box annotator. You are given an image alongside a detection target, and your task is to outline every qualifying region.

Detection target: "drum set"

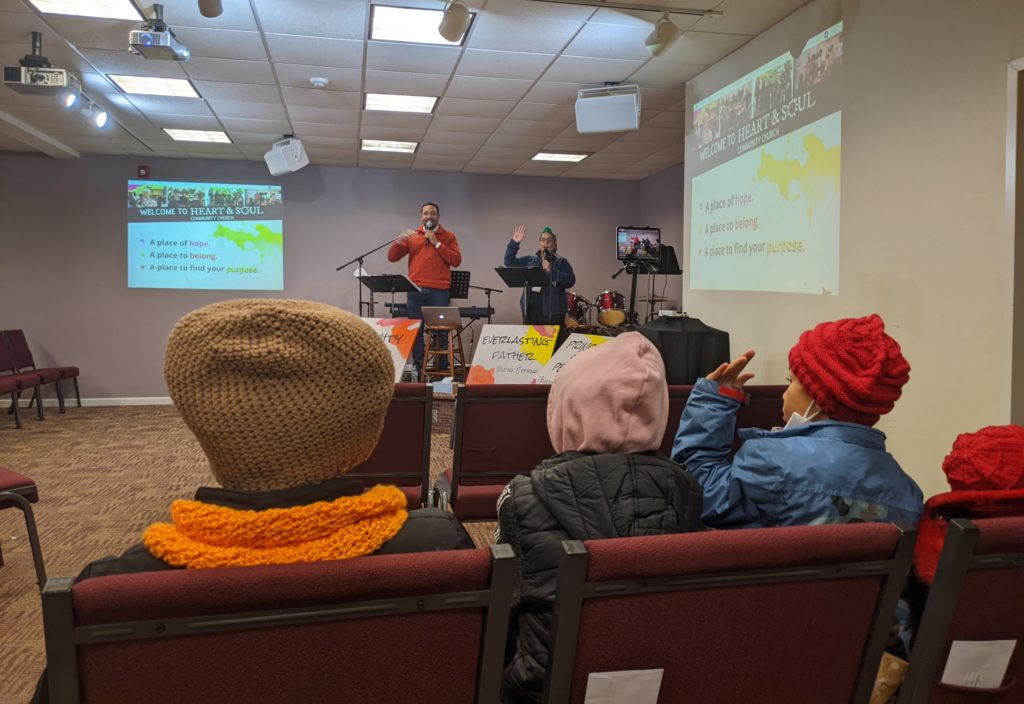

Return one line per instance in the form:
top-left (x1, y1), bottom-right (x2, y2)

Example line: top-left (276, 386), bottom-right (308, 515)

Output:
top-left (565, 290), bottom-right (669, 328)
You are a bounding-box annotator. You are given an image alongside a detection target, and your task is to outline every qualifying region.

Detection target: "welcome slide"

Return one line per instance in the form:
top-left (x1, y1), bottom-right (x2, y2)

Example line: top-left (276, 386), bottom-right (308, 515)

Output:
top-left (689, 23), bottom-right (842, 295)
top-left (127, 180), bottom-right (284, 290)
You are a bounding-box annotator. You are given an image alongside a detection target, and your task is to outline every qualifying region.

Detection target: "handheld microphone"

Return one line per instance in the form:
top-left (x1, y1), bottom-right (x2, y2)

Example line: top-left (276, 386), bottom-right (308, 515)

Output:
top-left (424, 219), bottom-right (436, 232)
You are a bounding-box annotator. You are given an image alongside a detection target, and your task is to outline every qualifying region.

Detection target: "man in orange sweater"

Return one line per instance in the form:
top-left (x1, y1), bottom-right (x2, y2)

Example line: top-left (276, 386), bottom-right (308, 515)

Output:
top-left (387, 202), bottom-right (463, 375)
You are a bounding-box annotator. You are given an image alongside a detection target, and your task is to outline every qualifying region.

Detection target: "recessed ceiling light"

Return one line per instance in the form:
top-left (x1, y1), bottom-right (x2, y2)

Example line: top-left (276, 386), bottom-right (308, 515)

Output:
top-left (110, 75), bottom-right (199, 98)
top-left (532, 151), bottom-right (590, 163)
top-left (365, 93), bottom-right (437, 114)
top-left (361, 139), bottom-right (417, 154)
top-left (27, 0), bottom-right (142, 20)
top-left (370, 5), bottom-right (474, 46)
top-left (164, 129), bottom-right (231, 143)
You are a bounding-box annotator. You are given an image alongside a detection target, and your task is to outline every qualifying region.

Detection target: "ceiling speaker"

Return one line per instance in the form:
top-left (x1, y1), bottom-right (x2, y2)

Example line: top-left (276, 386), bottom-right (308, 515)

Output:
top-left (574, 84), bottom-right (641, 134)
top-left (264, 137), bottom-right (309, 176)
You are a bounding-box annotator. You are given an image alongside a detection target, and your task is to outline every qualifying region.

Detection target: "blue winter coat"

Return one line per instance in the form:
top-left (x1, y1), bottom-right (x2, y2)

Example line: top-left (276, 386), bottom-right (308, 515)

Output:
top-left (503, 240), bottom-right (576, 318)
top-left (671, 378), bottom-right (924, 529)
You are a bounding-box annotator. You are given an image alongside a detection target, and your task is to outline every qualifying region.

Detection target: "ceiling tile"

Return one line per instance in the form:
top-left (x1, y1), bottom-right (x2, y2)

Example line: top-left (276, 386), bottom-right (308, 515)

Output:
top-left (218, 116), bottom-right (291, 133)
top-left (627, 61), bottom-right (705, 88)
top-left (522, 81), bottom-right (583, 105)
top-left (364, 70), bottom-right (449, 96)
top-left (281, 86), bottom-right (361, 109)
top-left (643, 110), bottom-right (683, 128)
top-left (315, 156), bottom-right (358, 166)
top-left (177, 28), bottom-right (268, 62)
top-left (422, 129), bottom-right (489, 147)
top-left (413, 162), bottom-right (465, 172)
top-left (292, 121), bottom-right (359, 138)
top-left (124, 94), bottom-right (212, 116)
top-left (359, 125), bottom-right (427, 141)
top-left (456, 49), bottom-right (554, 81)
top-left (484, 133), bottom-right (547, 149)
top-left (430, 114), bottom-right (503, 134)
top-left (252, 0), bottom-right (367, 40)
top-left (589, 8), bottom-right (700, 30)
top-left (228, 131), bottom-right (284, 145)
top-left (467, 15), bottom-right (583, 54)
top-left (616, 125), bottom-right (684, 143)
top-left (640, 86), bottom-right (687, 110)
top-left (506, 101), bottom-right (575, 122)
top-left (366, 42), bottom-right (460, 74)
top-left (656, 29), bottom-right (751, 65)
top-left (147, 114), bottom-right (224, 130)
top-left (361, 111), bottom-right (433, 129)
top-left (267, 34), bottom-right (363, 68)
top-left (476, 145), bottom-right (536, 159)
top-left (495, 118), bottom-right (565, 137)
top-left (44, 16), bottom-right (137, 51)
top-left (542, 55), bottom-right (644, 83)
top-left (79, 49), bottom-right (189, 78)
top-left (690, 0), bottom-right (809, 36)
top-left (414, 155), bottom-right (471, 167)
top-left (286, 105), bottom-right (358, 124)
top-left (299, 135), bottom-right (359, 149)
top-left (192, 81), bottom-right (282, 103)
top-left (164, 0), bottom-right (258, 31)
top-left (0, 12), bottom-right (63, 44)
top-left (209, 99), bottom-right (287, 120)
top-left (416, 142), bottom-right (478, 157)
top-left (275, 64), bottom-right (362, 92)
top-left (435, 97), bottom-right (515, 119)
top-left (446, 75), bottom-right (533, 101)
top-left (183, 58), bottom-right (275, 84)
top-left (563, 22), bottom-right (653, 61)
top-left (481, 0), bottom-right (595, 22)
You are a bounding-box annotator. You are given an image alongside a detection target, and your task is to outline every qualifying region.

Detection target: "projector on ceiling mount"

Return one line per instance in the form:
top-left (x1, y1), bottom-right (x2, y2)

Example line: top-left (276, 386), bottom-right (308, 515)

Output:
top-left (3, 31), bottom-right (79, 95)
top-left (129, 4), bottom-right (191, 61)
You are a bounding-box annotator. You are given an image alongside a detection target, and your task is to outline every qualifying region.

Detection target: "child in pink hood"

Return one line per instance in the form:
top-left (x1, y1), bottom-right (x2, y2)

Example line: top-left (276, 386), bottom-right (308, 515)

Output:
top-left (496, 332), bottom-right (704, 704)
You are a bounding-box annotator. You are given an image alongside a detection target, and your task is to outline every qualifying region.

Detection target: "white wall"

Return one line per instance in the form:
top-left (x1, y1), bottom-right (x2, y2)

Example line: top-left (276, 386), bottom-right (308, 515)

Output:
top-left (683, 0), bottom-right (1024, 499)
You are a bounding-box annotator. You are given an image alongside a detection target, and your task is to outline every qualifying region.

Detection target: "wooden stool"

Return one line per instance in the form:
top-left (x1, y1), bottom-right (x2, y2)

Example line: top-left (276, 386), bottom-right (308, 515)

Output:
top-left (421, 324), bottom-right (466, 381)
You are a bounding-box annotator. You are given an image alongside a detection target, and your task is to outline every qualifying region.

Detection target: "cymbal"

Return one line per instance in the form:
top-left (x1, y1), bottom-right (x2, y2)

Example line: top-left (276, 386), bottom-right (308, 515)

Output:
top-left (641, 295), bottom-right (669, 302)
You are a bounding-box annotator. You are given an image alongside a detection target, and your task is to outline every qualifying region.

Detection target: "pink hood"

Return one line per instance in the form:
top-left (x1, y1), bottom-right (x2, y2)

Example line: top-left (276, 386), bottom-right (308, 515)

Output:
top-left (547, 332), bottom-right (669, 454)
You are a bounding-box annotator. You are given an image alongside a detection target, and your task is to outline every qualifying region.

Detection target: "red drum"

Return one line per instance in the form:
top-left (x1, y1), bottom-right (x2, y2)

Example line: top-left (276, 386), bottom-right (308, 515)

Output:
top-left (596, 290), bottom-right (626, 326)
top-left (565, 291), bottom-right (589, 327)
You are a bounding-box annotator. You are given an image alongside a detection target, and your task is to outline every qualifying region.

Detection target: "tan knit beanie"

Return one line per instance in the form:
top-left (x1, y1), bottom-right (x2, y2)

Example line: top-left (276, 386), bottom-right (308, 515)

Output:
top-left (164, 299), bottom-right (394, 491)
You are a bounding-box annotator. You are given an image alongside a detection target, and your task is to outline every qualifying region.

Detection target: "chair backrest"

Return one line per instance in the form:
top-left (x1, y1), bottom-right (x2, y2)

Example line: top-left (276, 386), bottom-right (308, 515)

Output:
top-left (43, 545), bottom-right (517, 704)
top-left (1, 329), bottom-right (35, 370)
top-left (899, 516), bottom-right (1024, 703)
top-left (544, 523), bottom-right (915, 704)
top-left (659, 384), bottom-right (786, 456)
top-left (450, 383), bottom-right (554, 501)
top-left (0, 332), bottom-right (20, 374)
top-left (347, 383), bottom-right (432, 506)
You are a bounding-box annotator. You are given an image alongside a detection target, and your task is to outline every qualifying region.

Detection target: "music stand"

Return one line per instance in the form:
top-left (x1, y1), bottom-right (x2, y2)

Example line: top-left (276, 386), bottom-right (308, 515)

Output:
top-left (358, 274), bottom-right (418, 318)
top-left (495, 266), bottom-right (549, 322)
top-left (449, 270), bottom-right (471, 299)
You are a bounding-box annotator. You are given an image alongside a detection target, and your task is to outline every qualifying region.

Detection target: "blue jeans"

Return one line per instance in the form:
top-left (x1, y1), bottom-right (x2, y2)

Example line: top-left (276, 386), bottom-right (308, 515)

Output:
top-left (406, 287), bottom-right (450, 370)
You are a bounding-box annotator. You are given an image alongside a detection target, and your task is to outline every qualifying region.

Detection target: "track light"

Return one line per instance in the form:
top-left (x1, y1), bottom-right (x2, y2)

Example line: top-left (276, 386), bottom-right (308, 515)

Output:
top-left (63, 87), bottom-right (79, 108)
top-left (645, 12), bottom-right (679, 57)
top-left (197, 0), bottom-right (223, 18)
top-left (94, 108), bottom-right (108, 127)
top-left (80, 100), bottom-right (108, 128)
top-left (438, 0), bottom-right (471, 43)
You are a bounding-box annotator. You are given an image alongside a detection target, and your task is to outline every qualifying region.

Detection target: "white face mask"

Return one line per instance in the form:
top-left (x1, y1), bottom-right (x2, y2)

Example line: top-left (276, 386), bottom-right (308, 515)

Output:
top-left (781, 400), bottom-right (820, 431)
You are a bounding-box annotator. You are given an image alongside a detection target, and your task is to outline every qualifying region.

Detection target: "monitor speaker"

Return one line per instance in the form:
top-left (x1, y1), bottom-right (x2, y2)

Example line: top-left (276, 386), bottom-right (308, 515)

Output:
top-left (574, 84), bottom-right (641, 134)
top-left (264, 137), bottom-right (309, 176)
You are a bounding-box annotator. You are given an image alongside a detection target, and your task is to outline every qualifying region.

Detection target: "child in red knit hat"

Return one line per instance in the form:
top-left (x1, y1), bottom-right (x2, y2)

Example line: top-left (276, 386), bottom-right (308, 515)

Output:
top-left (913, 425), bottom-right (1024, 585)
top-left (673, 314), bottom-right (924, 528)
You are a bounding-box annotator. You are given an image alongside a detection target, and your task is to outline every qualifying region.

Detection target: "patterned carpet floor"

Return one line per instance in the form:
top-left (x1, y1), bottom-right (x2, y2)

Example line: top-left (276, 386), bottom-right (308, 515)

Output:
top-left (0, 405), bottom-right (495, 703)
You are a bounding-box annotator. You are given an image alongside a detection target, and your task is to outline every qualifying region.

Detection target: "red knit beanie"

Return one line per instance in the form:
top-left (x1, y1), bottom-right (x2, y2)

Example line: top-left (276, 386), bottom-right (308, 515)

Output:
top-left (787, 314), bottom-right (910, 426)
top-left (942, 425), bottom-right (1024, 491)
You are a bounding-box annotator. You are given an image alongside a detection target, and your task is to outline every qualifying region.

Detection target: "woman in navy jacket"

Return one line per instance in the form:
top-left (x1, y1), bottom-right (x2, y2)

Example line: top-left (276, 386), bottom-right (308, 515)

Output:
top-left (503, 225), bottom-right (575, 330)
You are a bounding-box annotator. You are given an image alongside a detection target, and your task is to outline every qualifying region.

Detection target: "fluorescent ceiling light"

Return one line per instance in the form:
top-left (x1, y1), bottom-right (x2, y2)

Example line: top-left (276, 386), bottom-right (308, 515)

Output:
top-left (361, 139), bottom-right (417, 154)
top-left (27, 0), bottom-right (142, 20)
top-left (110, 75), bottom-right (199, 98)
top-left (370, 6), bottom-right (473, 46)
top-left (365, 93), bottom-right (436, 114)
top-left (532, 152), bottom-right (590, 163)
top-left (164, 129), bottom-right (231, 143)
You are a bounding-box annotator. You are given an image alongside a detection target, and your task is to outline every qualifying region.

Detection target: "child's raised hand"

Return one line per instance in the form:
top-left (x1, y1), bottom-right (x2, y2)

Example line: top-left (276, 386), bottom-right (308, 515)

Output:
top-left (707, 349), bottom-right (755, 390)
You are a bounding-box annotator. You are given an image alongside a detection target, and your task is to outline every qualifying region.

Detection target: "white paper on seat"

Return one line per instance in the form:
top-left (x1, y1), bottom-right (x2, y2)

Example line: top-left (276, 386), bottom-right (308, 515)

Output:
top-left (940, 640), bottom-right (1017, 688)
top-left (584, 669), bottom-right (663, 704)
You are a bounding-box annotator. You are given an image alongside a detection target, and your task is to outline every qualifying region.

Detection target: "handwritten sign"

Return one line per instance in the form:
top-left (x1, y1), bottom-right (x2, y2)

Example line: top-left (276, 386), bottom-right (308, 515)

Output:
top-left (360, 318), bottom-right (421, 382)
top-left (466, 324), bottom-right (558, 384)
top-left (534, 333), bottom-right (613, 384)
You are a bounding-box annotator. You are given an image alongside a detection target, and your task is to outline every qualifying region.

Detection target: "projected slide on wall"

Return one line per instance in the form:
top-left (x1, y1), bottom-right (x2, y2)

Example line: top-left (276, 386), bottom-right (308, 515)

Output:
top-left (127, 180), bottom-right (283, 290)
top-left (689, 23), bottom-right (842, 295)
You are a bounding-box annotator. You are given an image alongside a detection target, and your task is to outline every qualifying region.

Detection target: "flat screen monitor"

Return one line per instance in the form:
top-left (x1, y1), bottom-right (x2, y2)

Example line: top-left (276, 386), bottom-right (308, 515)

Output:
top-left (617, 226), bottom-right (661, 261)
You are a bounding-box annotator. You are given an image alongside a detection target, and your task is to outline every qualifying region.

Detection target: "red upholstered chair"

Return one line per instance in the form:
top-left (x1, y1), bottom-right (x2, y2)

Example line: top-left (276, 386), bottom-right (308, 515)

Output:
top-left (543, 523), bottom-right (916, 704)
top-left (898, 517), bottom-right (1024, 703)
top-left (0, 467), bottom-right (46, 586)
top-left (659, 383), bottom-right (786, 456)
top-left (42, 544), bottom-right (517, 704)
top-left (438, 383), bottom-right (554, 520)
top-left (347, 383), bottom-right (433, 508)
top-left (2, 329), bottom-right (81, 414)
top-left (0, 342), bottom-right (46, 429)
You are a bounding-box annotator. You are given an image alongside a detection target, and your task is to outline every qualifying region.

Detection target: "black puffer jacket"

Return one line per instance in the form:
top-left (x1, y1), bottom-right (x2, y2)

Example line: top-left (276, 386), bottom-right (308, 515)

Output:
top-left (496, 451), bottom-right (704, 704)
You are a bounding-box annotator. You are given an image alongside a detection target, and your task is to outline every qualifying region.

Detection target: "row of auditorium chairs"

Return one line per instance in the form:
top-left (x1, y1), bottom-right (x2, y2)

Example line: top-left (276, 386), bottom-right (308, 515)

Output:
top-left (0, 329), bottom-right (81, 429)
top-left (31, 517), bottom-right (1024, 703)
top-left (349, 383), bottom-right (785, 519)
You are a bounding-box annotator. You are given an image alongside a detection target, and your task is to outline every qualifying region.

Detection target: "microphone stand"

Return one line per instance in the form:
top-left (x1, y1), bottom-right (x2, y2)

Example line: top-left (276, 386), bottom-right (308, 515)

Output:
top-left (336, 238), bottom-right (398, 317)
top-left (468, 283), bottom-right (502, 323)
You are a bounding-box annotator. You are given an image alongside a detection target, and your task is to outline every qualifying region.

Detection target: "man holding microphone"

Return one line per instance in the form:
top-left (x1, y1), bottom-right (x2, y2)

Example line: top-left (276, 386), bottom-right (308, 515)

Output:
top-left (388, 202), bottom-right (462, 377)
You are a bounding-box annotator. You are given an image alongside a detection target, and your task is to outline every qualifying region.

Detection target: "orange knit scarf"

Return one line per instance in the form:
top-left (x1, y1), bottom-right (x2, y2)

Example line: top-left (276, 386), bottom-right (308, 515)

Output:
top-left (143, 485), bottom-right (409, 569)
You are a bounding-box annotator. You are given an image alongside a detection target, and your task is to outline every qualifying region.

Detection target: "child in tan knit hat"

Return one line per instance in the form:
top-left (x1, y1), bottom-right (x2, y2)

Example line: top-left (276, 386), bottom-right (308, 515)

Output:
top-left (80, 299), bottom-right (473, 578)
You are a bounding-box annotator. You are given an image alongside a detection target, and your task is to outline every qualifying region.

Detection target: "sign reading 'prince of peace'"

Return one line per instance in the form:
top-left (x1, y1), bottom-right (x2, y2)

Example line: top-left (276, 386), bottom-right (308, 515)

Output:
top-left (360, 318), bottom-right (421, 382)
top-left (467, 325), bottom-right (558, 384)
top-left (534, 332), bottom-right (613, 384)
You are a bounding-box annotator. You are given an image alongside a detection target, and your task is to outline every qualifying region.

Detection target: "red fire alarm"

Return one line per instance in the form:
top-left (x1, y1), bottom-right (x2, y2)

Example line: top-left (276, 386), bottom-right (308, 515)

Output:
top-left (137, 164), bottom-right (150, 178)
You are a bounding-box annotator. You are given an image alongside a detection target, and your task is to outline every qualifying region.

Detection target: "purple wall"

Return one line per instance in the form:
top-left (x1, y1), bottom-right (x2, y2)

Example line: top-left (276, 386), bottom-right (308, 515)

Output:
top-left (0, 152), bottom-right (681, 398)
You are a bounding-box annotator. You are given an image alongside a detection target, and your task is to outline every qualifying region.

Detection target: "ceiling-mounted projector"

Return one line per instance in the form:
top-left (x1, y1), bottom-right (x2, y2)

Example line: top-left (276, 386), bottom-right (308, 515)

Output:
top-left (3, 31), bottom-right (79, 95)
top-left (129, 4), bottom-right (190, 61)
top-left (575, 84), bottom-right (641, 134)
top-left (264, 137), bottom-right (309, 176)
